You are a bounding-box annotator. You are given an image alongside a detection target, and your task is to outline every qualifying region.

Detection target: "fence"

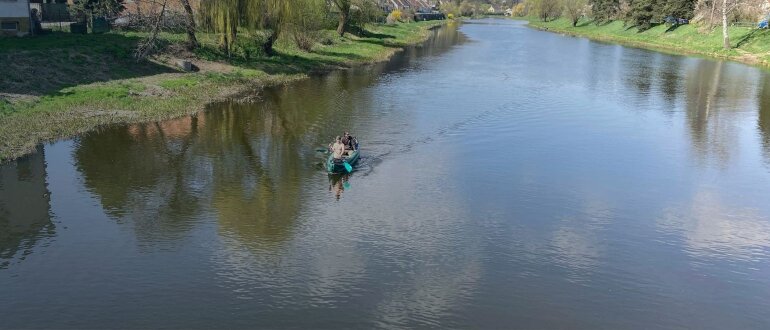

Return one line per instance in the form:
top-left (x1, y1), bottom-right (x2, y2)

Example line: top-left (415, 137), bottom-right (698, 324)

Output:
top-left (29, 3), bottom-right (71, 22)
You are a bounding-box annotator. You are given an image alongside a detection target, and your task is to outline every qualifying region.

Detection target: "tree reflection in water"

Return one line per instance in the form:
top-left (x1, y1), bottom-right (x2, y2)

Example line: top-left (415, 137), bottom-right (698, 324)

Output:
top-left (0, 146), bottom-right (53, 268)
top-left (757, 73), bottom-right (770, 167)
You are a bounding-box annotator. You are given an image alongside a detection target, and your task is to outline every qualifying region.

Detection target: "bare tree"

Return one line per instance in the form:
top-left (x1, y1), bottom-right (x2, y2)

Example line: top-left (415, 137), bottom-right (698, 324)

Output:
top-left (722, 0), bottom-right (730, 48)
top-left (135, 0), bottom-right (167, 59)
top-left (179, 0), bottom-right (198, 50)
top-left (533, 0), bottom-right (562, 21)
top-left (564, 0), bottom-right (588, 26)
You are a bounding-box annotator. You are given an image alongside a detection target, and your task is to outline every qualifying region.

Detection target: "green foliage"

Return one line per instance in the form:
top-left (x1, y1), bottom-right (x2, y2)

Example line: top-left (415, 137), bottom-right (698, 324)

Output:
top-left (199, 0), bottom-right (295, 55)
top-left (285, 0), bottom-right (327, 50)
top-left (350, 0), bottom-right (385, 29)
top-left (630, 0), bottom-right (659, 31)
top-left (628, 0), bottom-right (694, 31)
top-left (661, 0), bottom-right (695, 20)
top-left (590, 0), bottom-right (619, 23)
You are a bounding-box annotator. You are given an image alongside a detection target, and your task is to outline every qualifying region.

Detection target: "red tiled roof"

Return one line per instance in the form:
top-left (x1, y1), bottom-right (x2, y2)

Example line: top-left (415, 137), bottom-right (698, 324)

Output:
top-left (387, 0), bottom-right (433, 10)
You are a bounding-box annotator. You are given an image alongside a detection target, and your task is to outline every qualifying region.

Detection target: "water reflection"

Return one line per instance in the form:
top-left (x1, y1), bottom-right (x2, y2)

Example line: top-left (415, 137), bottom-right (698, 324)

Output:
top-left (328, 174), bottom-right (351, 200)
top-left (550, 193), bottom-right (613, 280)
top-left (0, 146), bottom-right (53, 268)
top-left (659, 189), bottom-right (770, 261)
top-left (758, 73), bottom-right (770, 165)
top-left (69, 25), bottom-right (463, 251)
top-left (4, 19), bottom-right (770, 328)
top-left (75, 117), bottom-right (204, 242)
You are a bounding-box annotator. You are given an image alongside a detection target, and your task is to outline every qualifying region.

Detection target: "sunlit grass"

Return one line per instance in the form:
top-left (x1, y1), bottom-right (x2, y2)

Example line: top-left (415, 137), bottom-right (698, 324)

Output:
top-left (525, 17), bottom-right (770, 64)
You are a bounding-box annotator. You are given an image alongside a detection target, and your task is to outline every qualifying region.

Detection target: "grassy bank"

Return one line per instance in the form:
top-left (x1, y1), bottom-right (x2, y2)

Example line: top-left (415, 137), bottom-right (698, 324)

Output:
top-left (0, 20), bottom-right (447, 161)
top-left (524, 17), bottom-right (770, 67)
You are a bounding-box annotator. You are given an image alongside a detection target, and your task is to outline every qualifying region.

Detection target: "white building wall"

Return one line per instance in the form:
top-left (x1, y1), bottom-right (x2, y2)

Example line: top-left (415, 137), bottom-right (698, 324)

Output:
top-left (0, 0), bottom-right (30, 18)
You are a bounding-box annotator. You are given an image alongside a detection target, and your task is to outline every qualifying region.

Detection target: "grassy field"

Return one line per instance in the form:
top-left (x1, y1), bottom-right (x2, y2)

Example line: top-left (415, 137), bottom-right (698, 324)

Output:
top-left (524, 17), bottom-right (770, 66)
top-left (0, 20), bottom-right (446, 161)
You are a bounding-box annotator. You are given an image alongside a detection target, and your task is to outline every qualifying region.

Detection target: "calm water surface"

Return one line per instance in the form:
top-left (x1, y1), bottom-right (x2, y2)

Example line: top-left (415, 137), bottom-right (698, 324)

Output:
top-left (2, 19), bottom-right (770, 329)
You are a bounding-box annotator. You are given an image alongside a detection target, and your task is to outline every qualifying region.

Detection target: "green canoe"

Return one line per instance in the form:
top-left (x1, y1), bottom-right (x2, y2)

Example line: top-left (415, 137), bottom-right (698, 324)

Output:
top-left (326, 148), bottom-right (360, 173)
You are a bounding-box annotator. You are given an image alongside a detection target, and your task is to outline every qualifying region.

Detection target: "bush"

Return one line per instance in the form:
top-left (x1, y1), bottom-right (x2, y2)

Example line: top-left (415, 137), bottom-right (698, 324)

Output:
top-left (291, 29), bottom-right (320, 51)
top-left (512, 3), bottom-right (528, 16)
top-left (447, 13), bottom-right (455, 19)
top-left (285, 0), bottom-right (326, 51)
top-left (350, 0), bottom-right (386, 31)
top-left (388, 9), bottom-right (403, 23)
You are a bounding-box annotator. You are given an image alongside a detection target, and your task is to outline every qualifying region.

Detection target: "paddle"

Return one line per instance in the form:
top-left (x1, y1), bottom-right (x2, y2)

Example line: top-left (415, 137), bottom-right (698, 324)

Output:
top-left (343, 162), bottom-right (353, 172)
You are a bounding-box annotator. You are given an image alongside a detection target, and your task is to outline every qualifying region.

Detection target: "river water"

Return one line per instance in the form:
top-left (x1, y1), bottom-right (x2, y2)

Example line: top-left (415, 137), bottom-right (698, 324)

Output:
top-left (2, 19), bottom-right (770, 329)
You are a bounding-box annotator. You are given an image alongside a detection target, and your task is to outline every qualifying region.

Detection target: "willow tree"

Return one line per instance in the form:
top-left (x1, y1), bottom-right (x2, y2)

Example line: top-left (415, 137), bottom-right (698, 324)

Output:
top-left (199, 0), bottom-right (239, 55)
top-left (200, 0), bottom-right (295, 56)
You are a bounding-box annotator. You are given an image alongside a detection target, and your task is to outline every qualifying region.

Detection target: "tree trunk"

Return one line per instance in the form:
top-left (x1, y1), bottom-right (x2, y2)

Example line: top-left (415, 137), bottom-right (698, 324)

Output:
top-left (263, 30), bottom-right (278, 56)
top-left (337, 9), bottom-right (349, 37)
top-left (722, 0), bottom-right (730, 49)
top-left (180, 0), bottom-right (198, 50)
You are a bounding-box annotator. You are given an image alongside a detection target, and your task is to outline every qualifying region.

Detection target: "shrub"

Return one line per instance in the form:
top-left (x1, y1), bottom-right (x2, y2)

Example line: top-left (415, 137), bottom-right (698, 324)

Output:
top-left (390, 9), bottom-right (403, 22)
top-left (512, 3), bottom-right (528, 16)
top-left (285, 0), bottom-right (326, 51)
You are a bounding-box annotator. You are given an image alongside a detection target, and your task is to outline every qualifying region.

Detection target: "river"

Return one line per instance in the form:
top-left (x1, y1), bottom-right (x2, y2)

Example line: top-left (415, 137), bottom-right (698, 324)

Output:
top-left (2, 19), bottom-right (770, 329)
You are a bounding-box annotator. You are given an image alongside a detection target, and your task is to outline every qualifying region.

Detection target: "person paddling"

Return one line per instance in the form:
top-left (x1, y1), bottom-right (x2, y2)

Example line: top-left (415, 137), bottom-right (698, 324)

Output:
top-left (331, 136), bottom-right (345, 160)
top-left (341, 132), bottom-right (356, 150)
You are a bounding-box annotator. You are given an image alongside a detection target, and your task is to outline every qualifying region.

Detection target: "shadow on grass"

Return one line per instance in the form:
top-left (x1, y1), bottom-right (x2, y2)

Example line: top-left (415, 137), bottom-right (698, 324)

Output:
top-left (0, 31), bottom-right (176, 96)
top-left (358, 30), bottom-right (395, 39)
top-left (576, 20), bottom-right (595, 27)
top-left (736, 28), bottom-right (763, 48)
top-left (665, 24), bottom-right (683, 33)
top-left (312, 49), bottom-right (367, 61)
top-left (354, 37), bottom-right (403, 48)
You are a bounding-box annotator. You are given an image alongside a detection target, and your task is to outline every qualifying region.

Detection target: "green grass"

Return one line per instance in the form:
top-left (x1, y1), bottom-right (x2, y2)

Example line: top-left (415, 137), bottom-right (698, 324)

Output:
top-left (524, 17), bottom-right (770, 65)
top-left (0, 20), bottom-right (446, 161)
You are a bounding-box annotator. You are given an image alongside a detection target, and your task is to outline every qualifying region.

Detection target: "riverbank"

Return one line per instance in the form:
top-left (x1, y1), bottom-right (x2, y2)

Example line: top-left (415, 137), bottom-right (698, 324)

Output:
top-left (0, 20), bottom-right (448, 162)
top-left (523, 17), bottom-right (770, 67)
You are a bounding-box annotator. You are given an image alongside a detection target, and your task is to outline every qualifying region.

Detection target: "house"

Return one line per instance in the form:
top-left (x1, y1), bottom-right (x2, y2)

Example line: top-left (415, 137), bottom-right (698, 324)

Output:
top-left (488, 5), bottom-right (505, 14)
top-left (0, 0), bottom-right (31, 36)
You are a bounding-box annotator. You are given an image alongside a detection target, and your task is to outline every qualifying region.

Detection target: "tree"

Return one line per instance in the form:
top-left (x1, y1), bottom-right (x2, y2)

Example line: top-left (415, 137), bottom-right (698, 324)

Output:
top-left (199, 0), bottom-right (295, 56)
top-left (330, 0), bottom-right (351, 36)
top-left (179, 0), bottom-right (198, 50)
top-left (590, 0), bottom-right (619, 22)
top-left (662, 0), bottom-right (695, 19)
top-left (285, 0), bottom-right (326, 50)
top-left (630, 0), bottom-right (658, 31)
top-left (531, 0), bottom-right (562, 21)
top-left (722, 0), bottom-right (730, 48)
top-left (199, 0), bottom-right (238, 55)
top-left (564, 0), bottom-right (588, 26)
